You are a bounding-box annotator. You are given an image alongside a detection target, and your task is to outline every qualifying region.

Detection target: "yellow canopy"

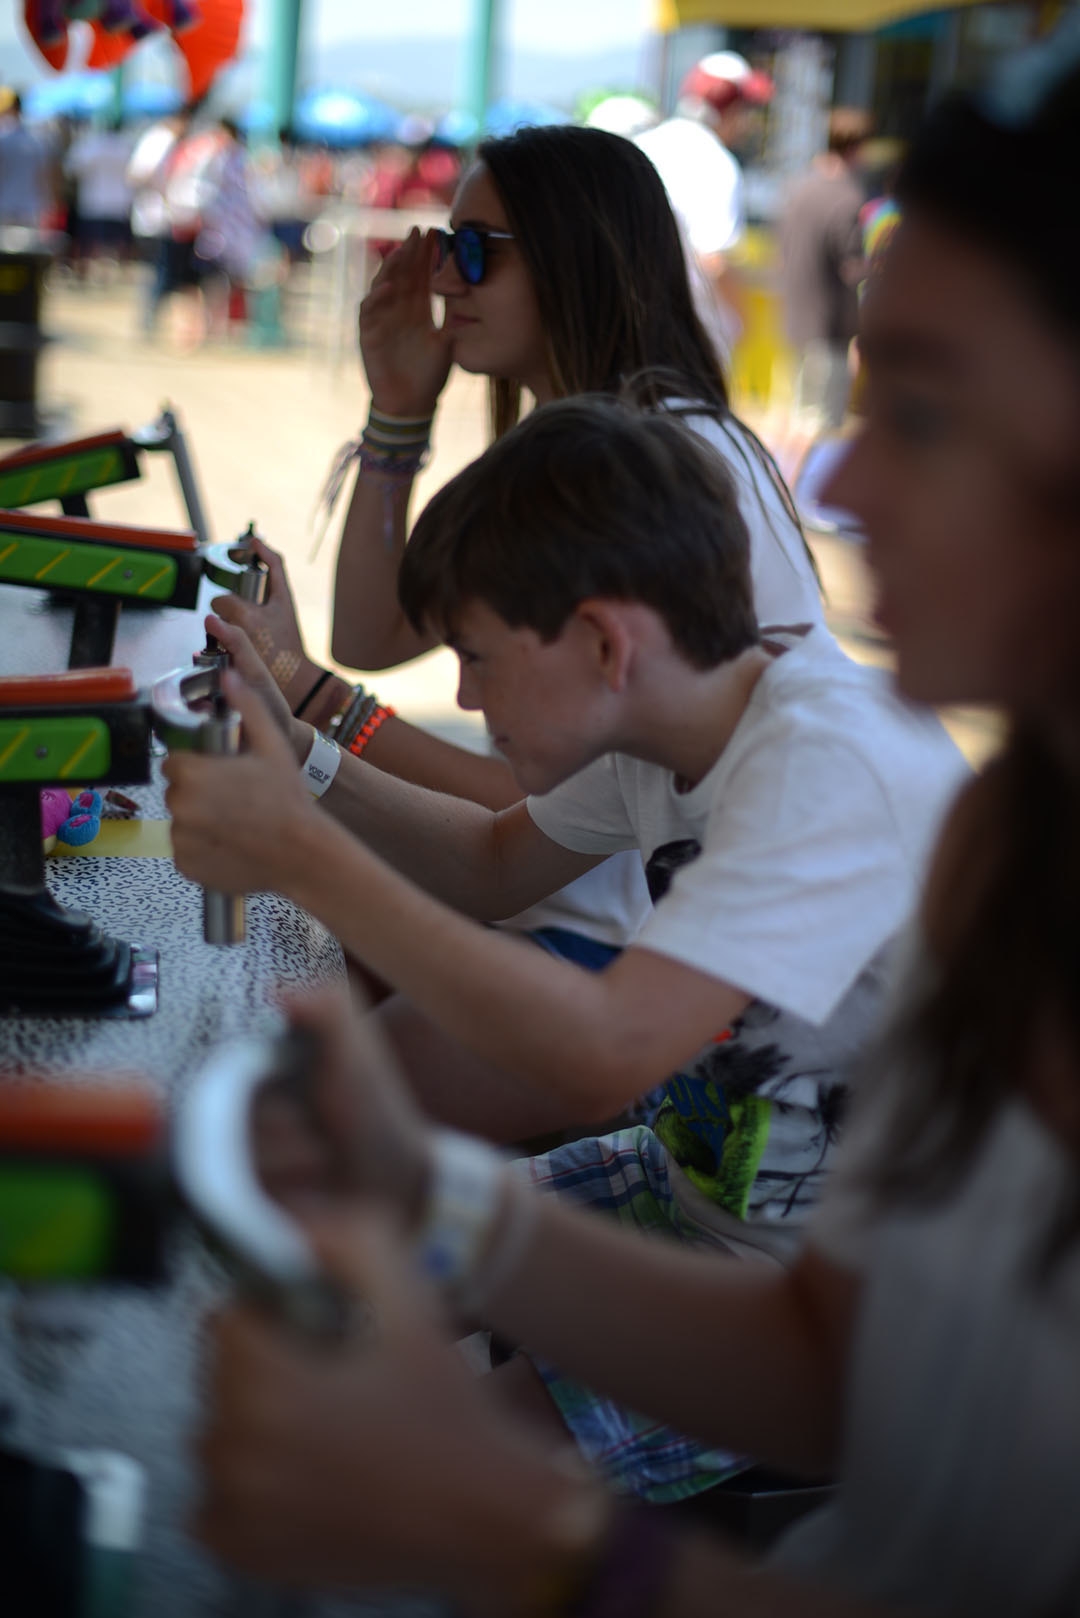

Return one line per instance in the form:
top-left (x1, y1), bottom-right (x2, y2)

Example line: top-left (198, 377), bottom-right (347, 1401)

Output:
top-left (654, 0), bottom-right (980, 30)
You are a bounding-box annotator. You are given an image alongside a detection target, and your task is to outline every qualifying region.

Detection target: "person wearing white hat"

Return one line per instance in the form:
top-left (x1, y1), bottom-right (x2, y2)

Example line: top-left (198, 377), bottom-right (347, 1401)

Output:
top-left (637, 52), bottom-right (774, 360)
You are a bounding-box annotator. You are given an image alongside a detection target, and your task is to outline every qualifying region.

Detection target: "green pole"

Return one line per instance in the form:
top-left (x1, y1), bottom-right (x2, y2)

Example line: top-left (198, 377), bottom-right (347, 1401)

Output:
top-left (464, 0), bottom-right (501, 134)
top-left (263, 0), bottom-right (304, 140)
top-left (109, 62), bottom-right (124, 125)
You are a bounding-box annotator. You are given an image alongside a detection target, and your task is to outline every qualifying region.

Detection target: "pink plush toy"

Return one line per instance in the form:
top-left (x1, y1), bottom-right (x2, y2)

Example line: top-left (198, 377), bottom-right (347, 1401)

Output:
top-left (40, 788), bottom-right (103, 851)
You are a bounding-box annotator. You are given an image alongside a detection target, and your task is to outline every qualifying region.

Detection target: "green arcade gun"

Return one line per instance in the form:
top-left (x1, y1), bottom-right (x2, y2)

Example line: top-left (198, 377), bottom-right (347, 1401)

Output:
top-left (0, 666), bottom-right (158, 1018)
top-left (0, 508), bottom-right (269, 668)
top-left (0, 406), bottom-right (211, 543)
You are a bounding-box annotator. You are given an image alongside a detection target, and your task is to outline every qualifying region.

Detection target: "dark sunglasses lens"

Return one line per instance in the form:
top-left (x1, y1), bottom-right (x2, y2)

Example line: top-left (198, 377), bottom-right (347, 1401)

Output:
top-left (456, 229), bottom-right (485, 285)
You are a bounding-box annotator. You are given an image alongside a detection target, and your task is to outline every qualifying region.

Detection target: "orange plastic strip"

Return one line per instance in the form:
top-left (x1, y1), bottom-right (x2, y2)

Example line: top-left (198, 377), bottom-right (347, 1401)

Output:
top-left (0, 430), bottom-right (131, 471)
top-left (0, 507), bottom-right (199, 553)
top-left (0, 667), bottom-right (137, 707)
top-left (0, 1083), bottom-right (163, 1155)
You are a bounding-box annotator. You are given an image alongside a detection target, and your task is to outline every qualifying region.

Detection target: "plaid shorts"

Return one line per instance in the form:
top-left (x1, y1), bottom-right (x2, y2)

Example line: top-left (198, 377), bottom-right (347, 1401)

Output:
top-left (521, 1126), bottom-right (747, 1503)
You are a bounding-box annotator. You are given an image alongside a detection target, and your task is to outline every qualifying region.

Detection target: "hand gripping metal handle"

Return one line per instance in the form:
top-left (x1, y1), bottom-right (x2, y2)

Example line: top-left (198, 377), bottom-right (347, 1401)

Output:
top-left (175, 1032), bottom-right (359, 1342)
top-left (150, 665), bottom-right (246, 946)
top-left (201, 522), bottom-right (270, 606)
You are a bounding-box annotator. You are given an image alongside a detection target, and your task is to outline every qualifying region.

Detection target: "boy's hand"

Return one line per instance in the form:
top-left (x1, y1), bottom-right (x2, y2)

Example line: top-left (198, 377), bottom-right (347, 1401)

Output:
top-left (163, 672), bottom-right (316, 898)
top-left (202, 614), bottom-right (309, 764)
top-left (210, 536), bottom-right (320, 716)
top-left (359, 227), bottom-right (453, 417)
top-left (253, 989), bottom-right (432, 1229)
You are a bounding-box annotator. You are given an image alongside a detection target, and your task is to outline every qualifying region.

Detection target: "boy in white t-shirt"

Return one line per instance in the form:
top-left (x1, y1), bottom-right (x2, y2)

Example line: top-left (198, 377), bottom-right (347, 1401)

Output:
top-left (165, 397), bottom-right (967, 1499)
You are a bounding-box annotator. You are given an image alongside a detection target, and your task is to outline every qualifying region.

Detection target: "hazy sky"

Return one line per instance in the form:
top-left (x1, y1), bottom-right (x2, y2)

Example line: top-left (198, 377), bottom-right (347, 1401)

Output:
top-left (2, 0), bottom-right (653, 78)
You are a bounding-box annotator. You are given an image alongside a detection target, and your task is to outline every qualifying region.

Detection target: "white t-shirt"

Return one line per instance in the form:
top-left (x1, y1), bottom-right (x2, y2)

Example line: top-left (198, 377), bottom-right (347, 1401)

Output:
top-left (508, 413), bottom-right (824, 946)
top-left (66, 130), bottom-right (134, 222)
top-left (774, 943), bottom-right (1080, 1615)
top-left (527, 627), bottom-right (968, 1248)
top-left (636, 117), bottom-right (744, 258)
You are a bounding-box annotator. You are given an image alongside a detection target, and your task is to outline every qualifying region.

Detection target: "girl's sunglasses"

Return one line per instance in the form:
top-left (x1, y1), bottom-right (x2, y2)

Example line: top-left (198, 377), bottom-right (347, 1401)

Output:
top-left (434, 226), bottom-right (515, 286)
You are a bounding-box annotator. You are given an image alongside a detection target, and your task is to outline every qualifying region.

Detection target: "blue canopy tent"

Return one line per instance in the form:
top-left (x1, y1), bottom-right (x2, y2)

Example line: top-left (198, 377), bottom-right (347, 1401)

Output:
top-left (24, 72), bottom-right (113, 121)
top-left (481, 98), bottom-right (568, 138)
top-left (292, 88), bottom-right (400, 147)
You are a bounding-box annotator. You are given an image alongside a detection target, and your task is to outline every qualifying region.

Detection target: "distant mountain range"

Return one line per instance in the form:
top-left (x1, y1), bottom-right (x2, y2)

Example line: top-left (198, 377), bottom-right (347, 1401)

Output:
top-left (298, 34), bottom-right (654, 113)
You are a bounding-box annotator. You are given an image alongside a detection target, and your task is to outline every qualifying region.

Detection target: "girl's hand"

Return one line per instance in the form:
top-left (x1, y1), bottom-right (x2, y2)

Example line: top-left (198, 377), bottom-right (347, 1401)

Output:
top-left (251, 988), bottom-right (432, 1230)
top-left (210, 536), bottom-right (321, 718)
top-left (195, 1210), bottom-right (607, 1601)
top-left (359, 228), bottom-right (453, 417)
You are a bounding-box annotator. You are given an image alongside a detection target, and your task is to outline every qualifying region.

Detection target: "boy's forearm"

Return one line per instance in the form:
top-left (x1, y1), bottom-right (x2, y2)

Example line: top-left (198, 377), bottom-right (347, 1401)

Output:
top-left (285, 816), bottom-right (642, 1116)
top-left (317, 749), bottom-right (512, 915)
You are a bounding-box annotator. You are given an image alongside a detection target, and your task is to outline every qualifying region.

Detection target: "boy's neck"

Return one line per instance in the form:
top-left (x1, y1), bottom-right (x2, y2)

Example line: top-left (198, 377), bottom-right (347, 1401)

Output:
top-left (622, 643), bottom-right (776, 789)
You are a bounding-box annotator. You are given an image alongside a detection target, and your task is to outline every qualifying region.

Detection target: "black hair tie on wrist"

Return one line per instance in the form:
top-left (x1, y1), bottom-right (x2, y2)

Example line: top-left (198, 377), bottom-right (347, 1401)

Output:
top-left (293, 668), bottom-right (333, 719)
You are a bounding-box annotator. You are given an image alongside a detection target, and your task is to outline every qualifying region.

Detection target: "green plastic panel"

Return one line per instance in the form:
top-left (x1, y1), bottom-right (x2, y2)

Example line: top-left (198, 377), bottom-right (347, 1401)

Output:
top-left (0, 530), bottom-right (177, 601)
top-left (0, 1166), bottom-right (113, 1279)
top-left (0, 715), bottom-right (111, 782)
top-left (0, 446), bottom-right (134, 507)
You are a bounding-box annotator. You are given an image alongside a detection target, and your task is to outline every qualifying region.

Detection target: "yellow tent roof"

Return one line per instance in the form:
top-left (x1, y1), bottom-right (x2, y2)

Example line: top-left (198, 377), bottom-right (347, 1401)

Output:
top-left (655, 0), bottom-right (980, 30)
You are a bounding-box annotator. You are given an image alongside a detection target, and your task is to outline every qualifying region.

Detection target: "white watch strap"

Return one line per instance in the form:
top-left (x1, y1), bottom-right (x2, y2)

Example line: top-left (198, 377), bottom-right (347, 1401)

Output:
top-left (301, 727), bottom-right (341, 799)
top-left (414, 1130), bottom-right (502, 1294)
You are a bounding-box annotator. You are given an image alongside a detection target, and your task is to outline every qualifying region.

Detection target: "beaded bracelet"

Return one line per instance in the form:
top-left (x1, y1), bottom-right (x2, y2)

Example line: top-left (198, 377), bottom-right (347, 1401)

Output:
top-left (347, 702), bottom-right (395, 758)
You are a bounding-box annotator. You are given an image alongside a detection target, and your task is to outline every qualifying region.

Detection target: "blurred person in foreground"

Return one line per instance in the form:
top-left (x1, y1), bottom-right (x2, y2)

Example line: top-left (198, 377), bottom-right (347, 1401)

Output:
top-left (637, 52), bottom-right (773, 359)
top-left (0, 92), bottom-right (53, 228)
top-left (194, 20), bottom-right (1080, 1617)
top-left (778, 107), bottom-right (873, 442)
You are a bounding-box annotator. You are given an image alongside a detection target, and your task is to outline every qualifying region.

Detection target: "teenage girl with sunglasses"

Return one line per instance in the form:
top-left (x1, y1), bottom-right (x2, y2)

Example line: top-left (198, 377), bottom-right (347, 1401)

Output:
top-left (199, 23), bottom-right (1080, 1615)
top-left (216, 125), bottom-right (824, 1127)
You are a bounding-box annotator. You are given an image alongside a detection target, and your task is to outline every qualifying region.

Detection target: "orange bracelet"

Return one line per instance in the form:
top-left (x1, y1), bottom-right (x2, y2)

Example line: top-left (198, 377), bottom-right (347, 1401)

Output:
top-left (347, 703), bottom-right (396, 758)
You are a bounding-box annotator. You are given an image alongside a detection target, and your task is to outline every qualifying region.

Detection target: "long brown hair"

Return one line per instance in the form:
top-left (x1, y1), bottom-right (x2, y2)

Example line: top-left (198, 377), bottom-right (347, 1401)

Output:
top-left (474, 124), bottom-right (809, 564)
top-left (864, 65), bottom-right (1080, 1246)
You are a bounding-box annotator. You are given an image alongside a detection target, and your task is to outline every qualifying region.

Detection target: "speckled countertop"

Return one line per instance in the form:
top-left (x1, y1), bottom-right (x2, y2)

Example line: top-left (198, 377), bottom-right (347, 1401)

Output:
top-left (0, 582), bottom-right (441, 1617)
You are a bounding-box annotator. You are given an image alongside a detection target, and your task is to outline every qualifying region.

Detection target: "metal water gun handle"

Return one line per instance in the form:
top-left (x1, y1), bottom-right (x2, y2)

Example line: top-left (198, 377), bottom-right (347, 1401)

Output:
top-left (176, 1031), bottom-right (358, 1342)
top-left (150, 665), bottom-right (246, 946)
top-left (198, 521), bottom-right (271, 666)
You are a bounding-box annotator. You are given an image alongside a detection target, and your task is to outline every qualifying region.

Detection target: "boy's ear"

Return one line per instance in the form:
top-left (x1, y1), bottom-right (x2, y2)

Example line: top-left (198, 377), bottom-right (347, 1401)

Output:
top-left (572, 600), bottom-right (636, 693)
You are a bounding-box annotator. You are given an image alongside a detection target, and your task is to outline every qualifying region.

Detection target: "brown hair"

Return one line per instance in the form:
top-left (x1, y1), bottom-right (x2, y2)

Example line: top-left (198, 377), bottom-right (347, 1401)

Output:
top-left (475, 124), bottom-right (732, 437)
top-left (399, 395), bottom-right (758, 671)
top-left (471, 124), bottom-right (814, 579)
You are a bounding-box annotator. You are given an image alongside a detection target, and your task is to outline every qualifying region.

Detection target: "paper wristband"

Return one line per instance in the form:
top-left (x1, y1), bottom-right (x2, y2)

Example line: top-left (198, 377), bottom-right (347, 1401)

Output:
top-left (301, 728), bottom-right (341, 799)
top-left (414, 1129), bottom-right (503, 1293)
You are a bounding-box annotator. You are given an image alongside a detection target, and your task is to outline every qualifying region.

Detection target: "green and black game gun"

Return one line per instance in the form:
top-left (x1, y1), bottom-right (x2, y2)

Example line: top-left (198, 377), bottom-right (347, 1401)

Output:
top-left (0, 666), bottom-right (158, 1018)
top-left (0, 406), bottom-right (210, 543)
top-left (0, 508), bottom-right (269, 668)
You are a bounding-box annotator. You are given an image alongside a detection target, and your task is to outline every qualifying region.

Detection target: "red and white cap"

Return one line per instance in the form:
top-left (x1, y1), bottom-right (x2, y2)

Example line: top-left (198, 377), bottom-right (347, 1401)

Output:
top-left (680, 51), bottom-right (775, 113)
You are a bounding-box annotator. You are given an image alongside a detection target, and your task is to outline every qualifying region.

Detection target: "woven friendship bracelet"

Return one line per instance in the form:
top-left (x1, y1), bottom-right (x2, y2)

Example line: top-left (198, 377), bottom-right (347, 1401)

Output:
top-left (313, 406), bottom-right (433, 529)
